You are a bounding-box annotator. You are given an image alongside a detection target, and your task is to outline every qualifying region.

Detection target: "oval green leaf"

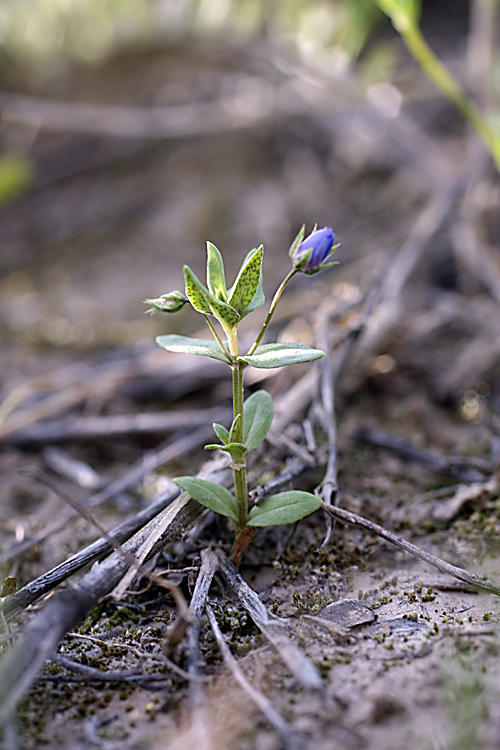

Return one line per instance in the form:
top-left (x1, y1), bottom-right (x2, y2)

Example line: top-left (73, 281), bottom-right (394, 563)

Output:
top-left (243, 390), bottom-right (273, 450)
top-left (212, 422), bottom-right (230, 444)
top-left (247, 490), bottom-right (322, 527)
top-left (156, 335), bottom-right (231, 363)
top-left (208, 296), bottom-right (240, 328)
top-left (228, 246), bottom-right (264, 315)
top-left (184, 264), bottom-right (240, 328)
top-left (184, 265), bottom-right (212, 315)
top-left (229, 413), bottom-right (242, 443)
top-left (204, 442), bottom-right (247, 459)
top-left (173, 476), bottom-right (238, 522)
top-left (239, 343), bottom-right (325, 369)
top-left (206, 242), bottom-right (227, 300)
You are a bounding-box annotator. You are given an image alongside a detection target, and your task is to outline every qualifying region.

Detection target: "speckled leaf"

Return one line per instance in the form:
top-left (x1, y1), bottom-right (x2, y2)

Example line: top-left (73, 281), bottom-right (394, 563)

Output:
top-left (247, 490), bottom-right (322, 527)
top-left (228, 246), bottom-right (264, 315)
top-left (184, 265), bottom-right (240, 328)
top-left (208, 296), bottom-right (240, 328)
top-left (239, 342), bottom-right (325, 369)
top-left (240, 248), bottom-right (265, 318)
top-left (173, 476), bottom-right (238, 522)
top-left (206, 242), bottom-right (227, 300)
top-left (156, 334), bottom-right (231, 363)
top-left (183, 265), bottom-right (212, 315)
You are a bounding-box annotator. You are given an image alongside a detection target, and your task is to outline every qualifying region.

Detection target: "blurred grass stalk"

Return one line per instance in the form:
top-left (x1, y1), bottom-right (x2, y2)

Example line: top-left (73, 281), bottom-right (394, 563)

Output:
top-left (377, 0), bottom-right (500, 171)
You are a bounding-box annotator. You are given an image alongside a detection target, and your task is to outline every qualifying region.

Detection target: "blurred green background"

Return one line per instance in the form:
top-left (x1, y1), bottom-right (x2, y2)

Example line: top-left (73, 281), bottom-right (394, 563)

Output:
top-left (0, 0), bottom-right (471, 356)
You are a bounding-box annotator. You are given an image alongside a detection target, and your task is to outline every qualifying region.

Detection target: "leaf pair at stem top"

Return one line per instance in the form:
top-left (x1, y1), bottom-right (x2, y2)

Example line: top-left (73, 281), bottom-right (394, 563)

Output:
top-left (185, 243), bottom-right (265, 335)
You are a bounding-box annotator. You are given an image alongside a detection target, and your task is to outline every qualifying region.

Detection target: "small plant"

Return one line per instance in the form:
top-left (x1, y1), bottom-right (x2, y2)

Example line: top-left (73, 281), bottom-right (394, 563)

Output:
top-left (146, 225), bottom-right (339, 565)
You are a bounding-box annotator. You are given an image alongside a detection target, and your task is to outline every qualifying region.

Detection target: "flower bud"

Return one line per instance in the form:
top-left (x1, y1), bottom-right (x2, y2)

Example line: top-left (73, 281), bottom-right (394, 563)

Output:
top-left (290, 227), bottom-right (337, 275)
top-left (144, 291), bottom-right (188, 314)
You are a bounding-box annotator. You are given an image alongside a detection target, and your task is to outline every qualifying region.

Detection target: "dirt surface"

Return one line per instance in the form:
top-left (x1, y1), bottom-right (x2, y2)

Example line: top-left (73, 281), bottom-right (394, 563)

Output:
top-left (1, 12), bottom-right (500, 750)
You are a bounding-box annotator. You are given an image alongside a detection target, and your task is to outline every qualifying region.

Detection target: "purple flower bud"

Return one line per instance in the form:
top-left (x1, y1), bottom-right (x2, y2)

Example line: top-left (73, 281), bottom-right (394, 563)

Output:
top-left (291, 227), bottom-right (337, 275)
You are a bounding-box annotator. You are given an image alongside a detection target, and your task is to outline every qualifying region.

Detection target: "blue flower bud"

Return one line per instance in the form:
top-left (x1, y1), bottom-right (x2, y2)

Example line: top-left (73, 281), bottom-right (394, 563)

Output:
top-left (290, 227), bottom-right (337, 275)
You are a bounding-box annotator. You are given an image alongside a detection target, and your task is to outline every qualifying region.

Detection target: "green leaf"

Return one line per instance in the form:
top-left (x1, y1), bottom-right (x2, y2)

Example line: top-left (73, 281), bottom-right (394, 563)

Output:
top-left (243, 390), bottom-right (273, 450)
top-left (206, 242), bottom-right (227, 300)
top-left (229, 413), bottom-right (241, 443)
top-left (184, 265), bottom-right (212, 315)
top-left (156, 334), bottom-right (231, 363)
top-left (240, 249), bottom-right (265, 319)
top-left (228, 246), bottom-right (264, 315)
top-left (173, 476), bottom-right (238, 522)
top-left (247, 491), bottom-right (322, 527)
top-left (208, 296), bottom-right (240, 328)
top-left (204, 442), bottom-right (248, 460)
top-left (213, 422), bottom-right (230, 444)
top-left (239, 343), bottom-right (325, 369)
top-left (184, 265), bottom-right (240, 328)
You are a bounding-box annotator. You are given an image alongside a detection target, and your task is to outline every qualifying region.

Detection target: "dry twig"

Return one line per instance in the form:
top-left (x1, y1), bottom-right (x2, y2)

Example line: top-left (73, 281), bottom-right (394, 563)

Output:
top-left (322, 503), bottom-right (500, 596)
top-left (216, 550), bottom-right (323, 690)
top-left (0, 486), bottom-right (179, 619)
top-left (0, 490), bottom-right (200, 722)
top-left (206, 603), bottom-right (301, 750)
top-left (6, 407), bottom-right (232, 445)
top-left (0, 425), bottom-right (212, 566)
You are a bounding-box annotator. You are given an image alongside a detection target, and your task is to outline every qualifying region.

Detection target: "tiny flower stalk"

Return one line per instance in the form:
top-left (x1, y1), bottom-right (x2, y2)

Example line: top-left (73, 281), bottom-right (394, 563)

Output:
top-left (146, 226), bottom-right (338, 565)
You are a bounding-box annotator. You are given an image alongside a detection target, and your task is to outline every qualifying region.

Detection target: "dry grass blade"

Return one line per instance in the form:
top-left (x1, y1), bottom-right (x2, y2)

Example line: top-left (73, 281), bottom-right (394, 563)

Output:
top-left (216, 550), bottom-right (323, 690)
top-left (323, 503), bottom-right (500, 596)
top-left (0, 491), bottom-right (200, 722)
top-left (358, 178), bottom-right (464, 360)
top-left (6, 407), bottom-right (232, 444)
top-left (0, 425), bottom-right (212, 566)
top-left (111, 457), bottom-right (228, 599)
top-left (0, 485), bottom-right (180, 619)
top-left (206, 603), bottom-right (301, 750)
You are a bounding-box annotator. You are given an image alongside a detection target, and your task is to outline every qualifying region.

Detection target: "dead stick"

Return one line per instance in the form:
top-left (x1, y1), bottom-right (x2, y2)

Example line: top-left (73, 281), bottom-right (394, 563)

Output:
top-left (0, 425), bottom-right (212, 566)
top-left (0, 492), bottom-right (200, 723)
top-left (357, 426), bottom-right (489, 483)
top-left (0, 486), bottom-right (180, 619)
top-left (206, 603), bottom-right (301, 750)
top-left (322, 503), bottom-right (500, 596)
top-left (6, 407), bottom-right (232, 445)
top-left (216, 551), bottom-right (323, 689)
top-left (187, 550), bottom-right (218, 706)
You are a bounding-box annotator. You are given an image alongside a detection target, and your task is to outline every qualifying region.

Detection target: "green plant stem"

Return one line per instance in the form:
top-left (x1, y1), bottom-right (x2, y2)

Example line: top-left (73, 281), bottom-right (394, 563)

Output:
top-left (203, 315), bottom-right (231, 360)
top-left (231, 359), bottom-right (248, 530)
top-left (247, 269), bottom-right (298, 356)
top-left (400, 21), bottom-right (500, 170)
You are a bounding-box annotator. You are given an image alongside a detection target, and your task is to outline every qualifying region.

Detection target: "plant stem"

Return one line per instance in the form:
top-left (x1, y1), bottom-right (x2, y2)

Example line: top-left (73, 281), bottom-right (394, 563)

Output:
top-left (247, 269), bottom-right (298, 356)
top-left (203, 315), bottom-right (231, 360)
top-left (231, 359), bottom-right (248, 530)
top-left (400, 21), bottom-right (500, 170)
